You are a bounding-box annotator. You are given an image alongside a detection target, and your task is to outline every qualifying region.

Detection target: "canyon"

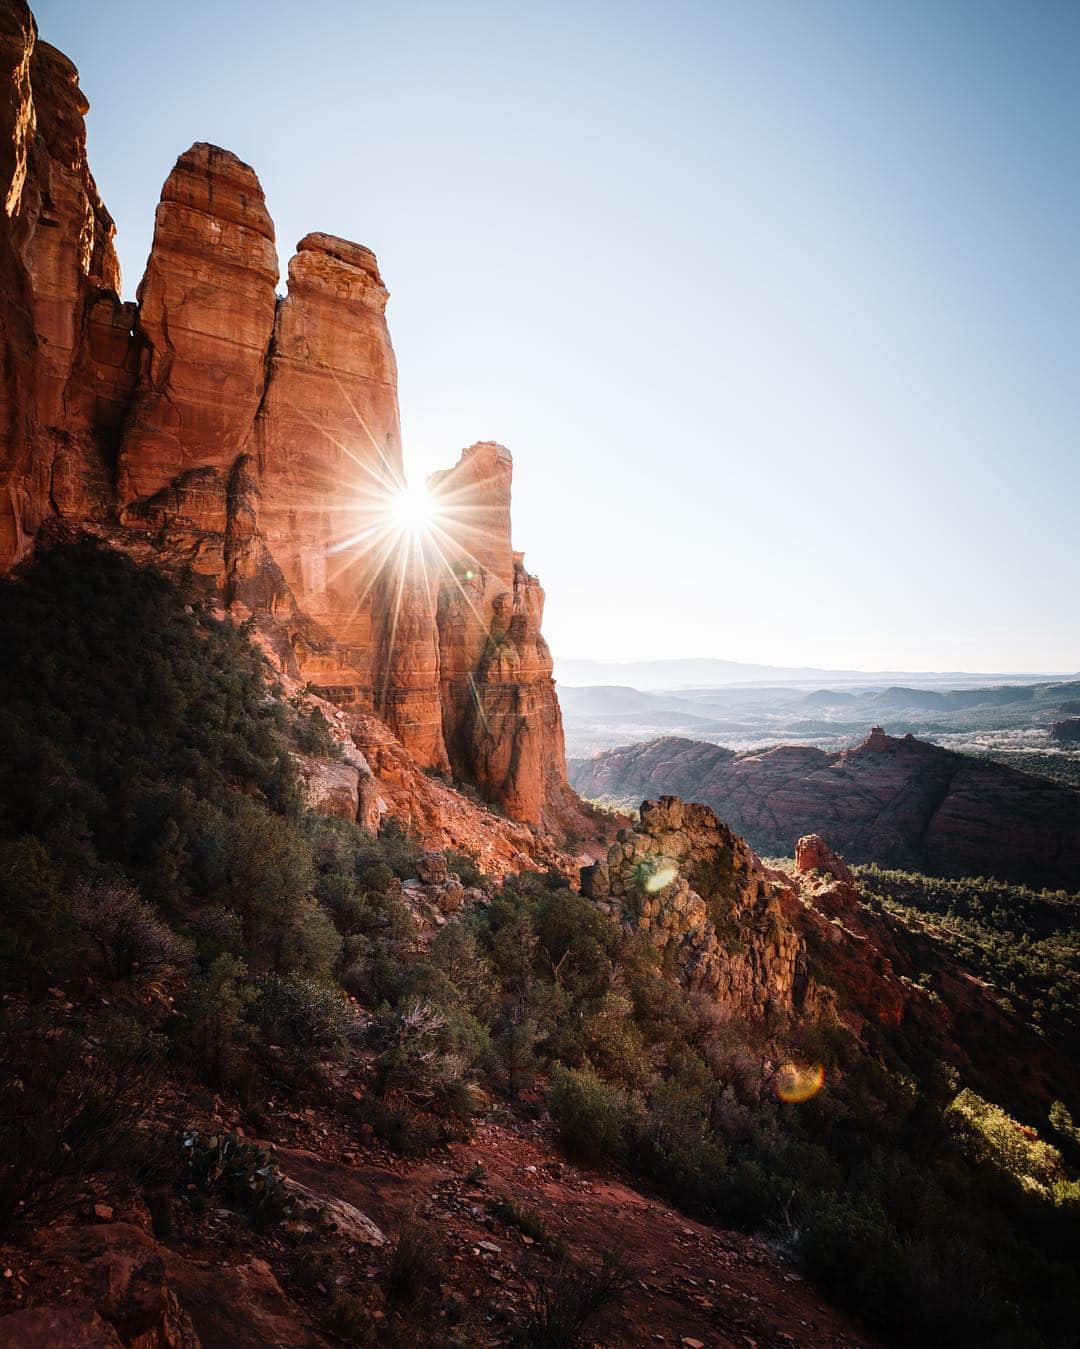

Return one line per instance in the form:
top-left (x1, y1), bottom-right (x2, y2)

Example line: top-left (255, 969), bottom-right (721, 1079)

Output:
top-left (0, 0), bottom-right (579, 852)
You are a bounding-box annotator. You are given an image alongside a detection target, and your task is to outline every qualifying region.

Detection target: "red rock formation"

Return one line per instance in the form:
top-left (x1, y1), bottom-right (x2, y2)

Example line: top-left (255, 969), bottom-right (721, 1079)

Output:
top-left (0, 1), bottom-right (581, 833)
top-left (582, 795), bottom-right (807, 1020)
top-left (571, 729), bottom-right (1080, 889)
top-left (795, 833), bottom-right (855, 887)
top-left (432, 442), bottom-right (569, 825)
top-left (1049, 718), bottom-right (1080, 744)
top-left (0, 3), bottom-right (135, 567)
top-left (117, 143), bottom-right (278, 511)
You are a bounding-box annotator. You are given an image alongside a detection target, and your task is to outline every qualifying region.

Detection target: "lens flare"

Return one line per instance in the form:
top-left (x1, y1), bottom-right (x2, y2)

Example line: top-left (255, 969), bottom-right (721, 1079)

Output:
top-left (775, 1062), bottom-right (825, 1104)
top-left (644, 864), bottom-right (678, 893)
top-left (390, 479), bottom-right (435, 535)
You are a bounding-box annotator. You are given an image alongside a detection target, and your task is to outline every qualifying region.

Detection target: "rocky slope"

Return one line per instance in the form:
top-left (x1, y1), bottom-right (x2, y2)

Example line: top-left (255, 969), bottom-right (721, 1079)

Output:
top-left (571, 727), bottom-right (1080, 889)
top-left (0, 0), bottom-right (580, 845)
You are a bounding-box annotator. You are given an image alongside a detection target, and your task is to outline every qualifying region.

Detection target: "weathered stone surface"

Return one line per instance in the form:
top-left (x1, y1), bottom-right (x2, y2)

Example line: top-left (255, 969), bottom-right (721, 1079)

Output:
top-left (0, 1304), bottom-right (124, 1348)
top-left (117, 143), bottom-right (278, 510)
top-left (25, 1220), bottom-right (200, 1349)
top-left (0, 5), bottom-right (135, 567)
top-left (433, 442), bottom-right (569, 826)
top-left (291, 751), bottom-right (361, 821)
top-left (584, 795), bottom-right (805, 1021)
top-left (256, 237), bottom-right (405, 686)
top-left (162, 1250), bottom-right (328, 1349)
top-left (795, 833), bottom-right (854, 887)
top-left (281, 1176), bottom-right (385, 1246)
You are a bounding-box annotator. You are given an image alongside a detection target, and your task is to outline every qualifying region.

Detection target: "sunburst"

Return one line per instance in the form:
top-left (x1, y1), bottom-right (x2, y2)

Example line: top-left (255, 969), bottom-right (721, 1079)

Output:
top-left (281, 379), bottom-right (509, 733)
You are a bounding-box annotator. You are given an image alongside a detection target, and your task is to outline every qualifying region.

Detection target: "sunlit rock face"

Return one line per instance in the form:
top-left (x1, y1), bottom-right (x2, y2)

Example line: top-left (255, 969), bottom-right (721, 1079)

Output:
top-left (432, 442), bottom-right (570, 824)
top-left (0, 3), bottom-right (136, 567)
top-left (0, 0), bottom-right (576, 828)
top-left (582, 796), bottom-right (807, 1020)
top-left (117, 143), bottom-right (279, 511)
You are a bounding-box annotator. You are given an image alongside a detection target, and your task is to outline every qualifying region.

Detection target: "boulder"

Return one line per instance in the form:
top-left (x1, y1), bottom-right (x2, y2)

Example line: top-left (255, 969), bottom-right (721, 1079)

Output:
top-left (291, 752), bottom-right (361, 821)
top-left (281, 1177), bottom-right (385, 1246)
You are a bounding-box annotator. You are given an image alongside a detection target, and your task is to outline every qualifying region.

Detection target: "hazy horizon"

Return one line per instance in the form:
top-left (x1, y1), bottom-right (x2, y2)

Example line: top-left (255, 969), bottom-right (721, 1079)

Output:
top-left (555, 650), bottom-right (1078, 679)
top-left (38, 0), bottom-right (1079, 672)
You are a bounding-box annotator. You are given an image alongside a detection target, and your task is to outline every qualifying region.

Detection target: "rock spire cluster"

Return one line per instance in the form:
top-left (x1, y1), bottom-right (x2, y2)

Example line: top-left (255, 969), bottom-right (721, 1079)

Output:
top-left (0, 0), bottom-right (572, 829)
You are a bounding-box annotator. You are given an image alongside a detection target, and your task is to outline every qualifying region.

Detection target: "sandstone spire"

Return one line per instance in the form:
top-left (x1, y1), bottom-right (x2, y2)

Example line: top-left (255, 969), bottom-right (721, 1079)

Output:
top-left (117, 143), bottom-right (279, 512)
top-left (0, 0), bottom-right (577, 829)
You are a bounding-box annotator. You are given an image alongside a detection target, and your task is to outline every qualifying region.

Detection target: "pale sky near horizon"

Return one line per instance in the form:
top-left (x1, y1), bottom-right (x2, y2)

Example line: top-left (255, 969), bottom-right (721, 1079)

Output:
top-left (37, 0), bottom-right (1079, 673)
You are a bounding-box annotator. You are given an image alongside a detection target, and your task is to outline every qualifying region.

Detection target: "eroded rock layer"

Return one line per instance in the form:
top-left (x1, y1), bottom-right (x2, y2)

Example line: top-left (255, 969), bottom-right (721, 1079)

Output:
top-left (0, 0), bottom-right (575, 830)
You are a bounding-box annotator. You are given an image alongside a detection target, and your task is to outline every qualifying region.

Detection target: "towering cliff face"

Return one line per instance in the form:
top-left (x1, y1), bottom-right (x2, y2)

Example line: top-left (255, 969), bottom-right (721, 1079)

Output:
top-left (117, 143), bottom-right (279, 511)
top-left (0, 0), bottom-right (135, 568)
top-left (0, 0), bottom-right (576, 832)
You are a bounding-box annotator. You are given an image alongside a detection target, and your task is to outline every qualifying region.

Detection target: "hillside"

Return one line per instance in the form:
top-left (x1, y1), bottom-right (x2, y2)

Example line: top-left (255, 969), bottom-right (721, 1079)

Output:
top-left (570, 728), bottom-right (1080, 889)
top-left (2, 543), bottom-right (1078, 1349)
top-left (1, 4), bottom-right (1078, 1347)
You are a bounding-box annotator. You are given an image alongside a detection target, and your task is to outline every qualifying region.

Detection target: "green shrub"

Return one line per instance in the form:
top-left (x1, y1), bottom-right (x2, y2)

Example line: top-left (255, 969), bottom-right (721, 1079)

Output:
top-left (291, 704), bottom-right (341, 758)
top-left (175, 953), bottom-right (255, 1087)
top-left (549, 1065), bottom-right (637, 1163)
top-left (251, 973), bottom-right (361, 1072)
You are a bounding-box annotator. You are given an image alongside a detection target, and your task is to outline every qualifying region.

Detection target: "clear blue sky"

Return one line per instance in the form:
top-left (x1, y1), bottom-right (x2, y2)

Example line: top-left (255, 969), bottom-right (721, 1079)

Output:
top-left (38, 0), bottom-right (1079, 672)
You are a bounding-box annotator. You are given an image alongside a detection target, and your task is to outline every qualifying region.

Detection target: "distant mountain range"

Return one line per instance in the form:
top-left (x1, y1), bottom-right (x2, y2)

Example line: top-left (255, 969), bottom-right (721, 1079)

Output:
top-left (569, 728), bottom-right (1080, 890)
top-left (553, 656), bottom-right (1076, 690)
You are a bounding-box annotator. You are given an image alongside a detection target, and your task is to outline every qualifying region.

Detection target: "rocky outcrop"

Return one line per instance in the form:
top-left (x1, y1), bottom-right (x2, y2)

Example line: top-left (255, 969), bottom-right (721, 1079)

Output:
top-left (7, 1219), bottom-right (201, 1348)
top-left (0, 1), bottom-right (579, 833)
top-left (795, 833), bottom-right (855, 888)
top-left (433, 442), bottom-right (569, 825)
top-left (255, 233), bottom-right (424, 735)
top-left (582, 795), bottom-right (806, 1020)
top-left (572, 730), bottom-right (1080, 889)
top-left (0, 2), bottom-right (136, 568)
top-left (1049, 718), bottom-right (1080, 744)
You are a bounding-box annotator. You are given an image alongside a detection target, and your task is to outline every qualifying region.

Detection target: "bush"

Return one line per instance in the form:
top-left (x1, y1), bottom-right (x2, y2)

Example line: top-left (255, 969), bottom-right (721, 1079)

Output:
top-left (251, 973), bottom-right (361, 1073)
top-left (0, 1015), bottom-right (163, 1225)
top-left (948, 1088), bottom-right (1065, 1195)
top-left (73, 880), bottom-right (192, 979)
top-left (444, 847), bottom-right (485, 888)
top-left (175, 954), bottom-right (255, 1087)
top-left (370, 999), bottom-right (478, 1114)
top-left (548, 1066), bottom-right (636, 1164)
top-left (521, 1249), bottom-right (627, 1347)
top-left (638, 1077), bottom-right (728, 1203)
top-left (489, 1196), bottom-right (566, 1259)
top-left (291, 703), bottom-right (341, 758)
top-left (384, 1214), bottom-right (447, 1307)
top-left (0, 836), bottom-right (75, 988)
